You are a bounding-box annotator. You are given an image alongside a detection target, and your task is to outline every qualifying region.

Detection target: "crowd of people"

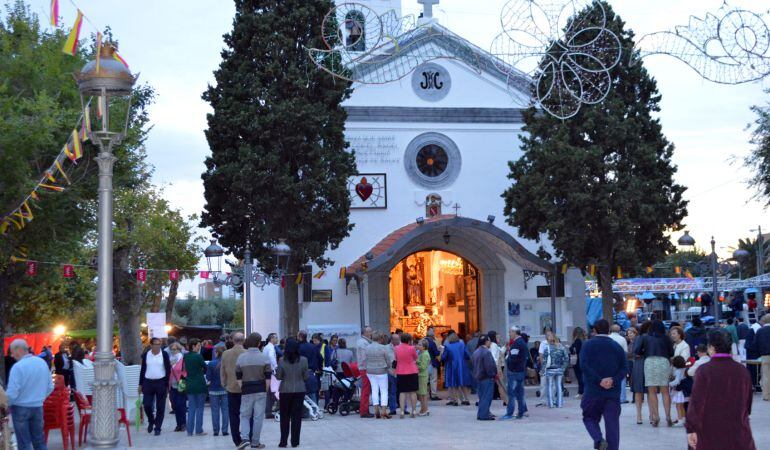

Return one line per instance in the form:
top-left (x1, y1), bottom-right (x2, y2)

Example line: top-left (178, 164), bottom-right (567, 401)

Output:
top-left (1, 309), bottom-right (768, 450)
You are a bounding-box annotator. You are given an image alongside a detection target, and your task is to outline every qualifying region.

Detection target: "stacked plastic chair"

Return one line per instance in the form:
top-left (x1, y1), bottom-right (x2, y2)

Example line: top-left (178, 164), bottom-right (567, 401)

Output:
top-left (43, 375), bottom-right (75, 450)
top-left (73, 391), bottom-right (92, 447)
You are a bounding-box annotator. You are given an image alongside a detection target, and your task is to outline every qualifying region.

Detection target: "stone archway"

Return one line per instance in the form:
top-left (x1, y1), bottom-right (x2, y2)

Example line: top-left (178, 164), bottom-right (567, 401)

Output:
top-left (354, 216), bottom-right (549, 335)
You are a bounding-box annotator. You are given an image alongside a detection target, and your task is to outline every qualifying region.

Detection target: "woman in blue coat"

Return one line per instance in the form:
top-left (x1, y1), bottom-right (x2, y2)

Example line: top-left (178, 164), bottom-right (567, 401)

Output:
top-left (441, 331), bottom-right (471, 405)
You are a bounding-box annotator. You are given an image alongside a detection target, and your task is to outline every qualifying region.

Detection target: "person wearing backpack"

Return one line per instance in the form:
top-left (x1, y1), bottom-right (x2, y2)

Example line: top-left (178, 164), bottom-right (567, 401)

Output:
top-left (543, 335), bottom-right (570, 408)
top-left (500, 325), bottom-right (528, 420)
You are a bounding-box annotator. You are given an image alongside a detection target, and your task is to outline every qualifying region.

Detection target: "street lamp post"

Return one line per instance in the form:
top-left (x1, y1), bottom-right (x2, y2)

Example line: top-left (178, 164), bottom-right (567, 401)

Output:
top-left (204, 238), bottom-right (291, 335)
top-left (550, 262), bottom-right (557, 334)
top-left (710, 237), bottom-right (720, 322)
top-left (75, 43), bottom-right (137, 448)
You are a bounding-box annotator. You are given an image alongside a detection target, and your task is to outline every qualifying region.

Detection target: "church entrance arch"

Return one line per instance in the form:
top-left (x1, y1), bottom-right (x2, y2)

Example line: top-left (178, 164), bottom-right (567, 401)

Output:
top-left (389, 250), bottom-right (479, 338)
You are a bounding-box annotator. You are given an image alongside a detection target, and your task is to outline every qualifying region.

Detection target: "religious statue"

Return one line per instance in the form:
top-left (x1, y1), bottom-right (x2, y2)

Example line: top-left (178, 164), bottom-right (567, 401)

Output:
top-left (406, 263), bottom-right (423, 306)
top-left (416, 311), bottom-right (435, 337)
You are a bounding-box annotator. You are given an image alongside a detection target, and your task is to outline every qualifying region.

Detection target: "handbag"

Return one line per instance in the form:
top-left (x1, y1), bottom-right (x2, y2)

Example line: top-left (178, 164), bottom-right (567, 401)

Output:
top-left (569, 354), bottom-right (578, 366)
top-left (175, 358), bottom-right (188, 393)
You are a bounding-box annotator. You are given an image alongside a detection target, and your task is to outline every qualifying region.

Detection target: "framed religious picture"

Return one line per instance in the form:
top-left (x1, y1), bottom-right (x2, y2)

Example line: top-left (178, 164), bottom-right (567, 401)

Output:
top-left (447, 293), bottom-right (457, 307)
top-left (348, 173), bottom-right (387, 209)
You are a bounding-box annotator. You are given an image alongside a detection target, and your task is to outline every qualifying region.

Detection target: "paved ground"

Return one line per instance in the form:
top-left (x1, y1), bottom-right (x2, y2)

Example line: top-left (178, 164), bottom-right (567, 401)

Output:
top-left (44, 384), bottom-right (770, 449)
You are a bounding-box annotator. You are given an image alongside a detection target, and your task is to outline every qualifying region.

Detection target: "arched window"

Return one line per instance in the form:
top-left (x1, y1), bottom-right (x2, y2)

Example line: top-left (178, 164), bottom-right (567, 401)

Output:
top-left (345, 11), bottom-right (366, 51)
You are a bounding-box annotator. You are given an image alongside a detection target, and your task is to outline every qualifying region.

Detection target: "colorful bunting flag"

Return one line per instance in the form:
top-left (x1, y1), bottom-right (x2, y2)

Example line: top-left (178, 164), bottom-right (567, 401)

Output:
top-left (45, 171), bottom-right (56, 183)
top-left (95, 32), bottom-right (103, 74)
top-left (169, 270), bottom-right (179, 281)
top-left (70, 130), bottom-right (82, 160)
top-left (295, 272), bottom-right (303, 285)
top-left (62, 9), bottom-right (83, 56)
top-left (684, 269), bottom-right (694, 280)
top-left (588, 264), bottom-right (596, 277)
top-left (313, 270), bottom-right (325, 279)
top-left (674, 266), bottom-right (681, 275)
top-left (30, 191), bottom-right (39, 201)
top-left (84, 105), bottom-right (92, 134)
top-left (0, 221), bottom-right (9, 235)
top-left (646, 266), bottom-right (654, 274)
top-left (561, 264), bottom-right (568, 274)
top-left (339, 267), bottom-right (346, 279)
top-left (113, 51), bottom-right (129, 69)
top-left (280, 276), bottom-right (286, 288)
top-left (26, 261), bottom-right (37, 276)
top-left (39, 183), bottom-right (64, 192)
top-left (50, 0), bottom-right (59, 27)
top-left (200, 271), bottom-right (210, 279)
top-left (97, 96), bottom-right (103, 118)
top-left (54, 161), bottom-right (71, 185)
top-left (136, 269), bottom-right (147, 283)
top-left (62, 264), bottom-right (74, 278)
top-left (616, 267), bottom-right (622, 279)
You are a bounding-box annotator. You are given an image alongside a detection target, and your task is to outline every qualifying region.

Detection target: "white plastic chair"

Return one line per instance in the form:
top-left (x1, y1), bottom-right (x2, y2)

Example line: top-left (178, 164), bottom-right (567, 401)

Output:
top-left (115, 363), bottom-right (141, 423)
top-left (73, 360), bottom-right (94, 397)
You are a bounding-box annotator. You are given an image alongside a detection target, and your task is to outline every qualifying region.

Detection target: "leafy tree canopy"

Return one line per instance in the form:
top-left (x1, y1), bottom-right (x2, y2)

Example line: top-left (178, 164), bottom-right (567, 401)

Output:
top-left (747, 89), bottom-right (770, 206)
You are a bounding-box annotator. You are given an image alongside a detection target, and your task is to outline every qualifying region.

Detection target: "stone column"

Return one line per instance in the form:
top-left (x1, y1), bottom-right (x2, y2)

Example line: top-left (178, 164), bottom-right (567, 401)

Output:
top-left (481, 269), bottom-right (506, 335)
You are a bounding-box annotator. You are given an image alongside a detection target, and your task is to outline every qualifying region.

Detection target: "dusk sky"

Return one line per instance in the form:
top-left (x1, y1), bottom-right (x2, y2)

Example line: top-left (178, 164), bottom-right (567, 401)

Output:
top-left (27, 0), bottom-right (770, 295)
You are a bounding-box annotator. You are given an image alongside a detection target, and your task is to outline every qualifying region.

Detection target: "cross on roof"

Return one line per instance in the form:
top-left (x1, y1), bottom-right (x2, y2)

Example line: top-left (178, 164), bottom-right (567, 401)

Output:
top-left (453, 202), bottom-right (461, 216)
top-left (418, 0), bottom-right (439, 19)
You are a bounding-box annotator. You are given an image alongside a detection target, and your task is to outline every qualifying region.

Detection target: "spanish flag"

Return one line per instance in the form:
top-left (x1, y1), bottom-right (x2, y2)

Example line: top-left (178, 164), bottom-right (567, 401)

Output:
top-left (62, 10), bottom-right (83, 56)
top-left (95, 32), bottom-right (103, 74)
top-left (70, 129), bottom-right (82, 160)
top-left (339, 267), bottom-right (346, 279)
top-left (50, 0), bottom-right (59, 27)
top-left (313, 271), bottom-right (325, 279)
top-left (295, 272), bottom-right (303, 285)
top-left (113, 51), bottom-right (129, 69)
top-left (39, 183), bottom-right (64, 192)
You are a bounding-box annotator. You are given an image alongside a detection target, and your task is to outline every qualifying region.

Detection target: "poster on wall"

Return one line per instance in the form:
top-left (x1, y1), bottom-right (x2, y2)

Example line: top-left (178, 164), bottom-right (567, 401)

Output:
top-left (146, 312), bottom-right (167, 339)
top-left (348, 173), bottom-right (387, 209)
top-left (311, 290), bottom-right (333, 302)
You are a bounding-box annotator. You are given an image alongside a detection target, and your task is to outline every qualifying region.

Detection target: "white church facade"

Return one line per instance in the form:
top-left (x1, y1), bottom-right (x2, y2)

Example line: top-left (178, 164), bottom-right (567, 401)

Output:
top-left (250, 0), bottom-right (586, 342)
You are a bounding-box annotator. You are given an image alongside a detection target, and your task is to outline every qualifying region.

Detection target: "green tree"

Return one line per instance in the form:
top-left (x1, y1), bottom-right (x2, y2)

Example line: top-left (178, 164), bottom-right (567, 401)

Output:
top-left (202, 0), bottom-right (356, 335)
top-left (747, 89), bottom-right (770, 205)
top-left (731, 237), bottom-right (769, 278)
top-left (502, 1), bottom-right (687, 321)
top-left (112, 186), bottom-right (201, 364)
top-left (0, 2), bottom-right (150, 339)
top-left (652, 249), bottom-right (708, 278)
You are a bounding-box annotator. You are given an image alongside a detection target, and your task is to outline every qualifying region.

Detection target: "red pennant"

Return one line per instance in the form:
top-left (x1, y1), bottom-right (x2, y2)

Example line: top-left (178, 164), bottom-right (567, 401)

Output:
top-left (62, 264), bottom-right (74, 278)
top-left (136, 269), bottom-right (147, 283)
top-left (200, 271), bottom-right (210, 279)
top-left (280, 275), bottom-right (286, 288)
top-left (169, 269), bottom-right (179, 281)
top-left (26, 261), bottom-right (37, 276)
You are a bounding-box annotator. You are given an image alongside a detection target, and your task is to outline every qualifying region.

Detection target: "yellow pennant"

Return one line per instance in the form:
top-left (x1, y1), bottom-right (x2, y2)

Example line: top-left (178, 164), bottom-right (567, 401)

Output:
top-left (95, 32), bottom-right (103, 74)
top-left (30, 191), bottom-right (39, 201)
top-left (84, 104), bottom-right (92, 133)
top-left (45, 170), bottom-right (56, 183)
top-left (616, 267), bottom-right (623, 279)
top-left (646, 266), bottom-right (654, 274)
top-left (295, 272), bottom-right (303, 285)
top-left (39, 183), bottom-right (64, 192)
top-left (674, 266), bottom-right (681, 275)
top-left (561, 263), bottom-right (568, 274)
top-left (313, 270), bottom-right (325, 279)
top-left (61, 9), bottom-right (83, 56)
top-left (9, 215), bottom-right (24, 230)
top-left (339, 267), bottom-right (346, 279)
top-left (55, 160), bottom-right (71, 184)
top-left (0, 220), bottom-right (9, 235)
top-left (22, 201), bottom-right (33, 220)
top-left (588, 264), bottom-right (596, 277)
top-left (70, 129), bottom-right (82, 160)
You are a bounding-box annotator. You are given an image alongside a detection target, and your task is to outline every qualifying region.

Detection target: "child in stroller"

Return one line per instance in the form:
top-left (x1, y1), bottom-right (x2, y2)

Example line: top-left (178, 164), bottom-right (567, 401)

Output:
top-left (324, 362), bottom-right (360, 416)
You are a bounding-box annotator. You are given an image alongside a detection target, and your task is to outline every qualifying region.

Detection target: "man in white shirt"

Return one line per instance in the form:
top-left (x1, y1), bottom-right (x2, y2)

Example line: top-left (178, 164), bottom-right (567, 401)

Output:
top-left (608, 325), bottom-right (629, 403)
top-left (263, 333), bottom-right (278, 418)
top-left (139, 337), bottom-right (172, 435)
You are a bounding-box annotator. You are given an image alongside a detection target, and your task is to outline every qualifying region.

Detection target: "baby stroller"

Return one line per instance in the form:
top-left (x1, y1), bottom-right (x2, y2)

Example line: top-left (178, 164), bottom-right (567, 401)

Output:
top-left (324, 362), bottom-right (360, 416)
top-left (273, 374), bottom-right (324, 422)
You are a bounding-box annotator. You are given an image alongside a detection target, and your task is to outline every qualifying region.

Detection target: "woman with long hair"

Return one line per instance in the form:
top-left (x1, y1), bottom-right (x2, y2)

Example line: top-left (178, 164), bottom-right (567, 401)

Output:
top-left (627, 326), bottom-right (646, 425)
top-left (184, 338), bottom-right (208, 436)
top-left (276, 338), bottom-right (308, 448)
top-left (635, 320), bottom-right (674, 427)
top-left (570, 327), bottom-right (586, 398)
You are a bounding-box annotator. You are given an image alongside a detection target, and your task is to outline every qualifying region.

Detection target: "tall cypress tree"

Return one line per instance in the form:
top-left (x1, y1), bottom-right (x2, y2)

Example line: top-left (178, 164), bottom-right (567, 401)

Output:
top-left (202, 0), bottom-right (356, 334)
top-left (502, 1), bottom-right (687, 320)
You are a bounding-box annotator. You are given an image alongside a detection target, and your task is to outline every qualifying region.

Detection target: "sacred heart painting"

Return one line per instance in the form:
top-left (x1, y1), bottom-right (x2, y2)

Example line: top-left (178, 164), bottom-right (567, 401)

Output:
top-left (348, 173), bottom-right (387, 209)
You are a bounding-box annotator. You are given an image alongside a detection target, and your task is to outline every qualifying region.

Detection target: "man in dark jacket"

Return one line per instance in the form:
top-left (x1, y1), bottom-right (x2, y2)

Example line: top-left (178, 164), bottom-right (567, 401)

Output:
top-left (298, 330), bottom-right (321, 404)
top-left (426, 327), bottom-right (440, 400)
top-left (755, 314), bottom-right (770, 401)
top-left (471, 335), bottom-right (497, 421)
top-left (501, 326), bottom-right (528, 420)
top-left (53, 344), bottom-right (73, 388)
top-left (685, 316), bottom-right (707, 354)
top-left (579, 319), bottom-right (627, 450)
top-left (139, 337), bottom-right (172, 435)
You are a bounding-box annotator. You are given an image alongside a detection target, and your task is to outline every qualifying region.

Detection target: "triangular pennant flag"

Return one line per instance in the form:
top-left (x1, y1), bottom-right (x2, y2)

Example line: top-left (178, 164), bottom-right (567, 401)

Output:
top-left (18, 245), bottom-right (28, 257)
top-left (0, 220), bottom-right (9, 235)
top-left (339, 267), bottom-right (346, 279)
top-left (295, 272), bottom-right (303, 285)
top-left (50, 0), bottom-right (59, 27)
top-left (62, 9), bottom-right (83, 56)
top-left (588, 264), bottom-right (596, 277)
top-left (136, 269), bottom-right (147, 283)
top-left (30, 191), bottom-right (39, 201)
top-left (62, 264), bottom-right (75, 278)
top-left (8, 217), bottom-right (23, 230)
top-left (45, 170), bottom-right (56, 183)
top-left (200, 270), bottom-right (210, 279)
top-left (39, 183), bottom-right (64, 192)
top-left (96, 96), bottom-right (103, 118)
top-left (616, 267), bottom-right (623, 279)
top-left (26, 261), bottom-right (37, 276)
top-left (169, 269), bottom-right (179, 281)
top-left (84, 104), bottom-right (92, 134)
top-left (54, 160), bottom-right (71, 185)
top-left (684, 269), bottom-right (694, 280)
top-left (280, 275), bottom-right (286, 288)
top-left (561, 264), bottom-right (568, 274)
top-left (313, 270), bottom-right (325, 279)
top-left (646, 266), bottom-right (654, 274)
top-left (674, 266), bottom-right (681, 275)
top-left (21, 201), bottom-right (33, 220)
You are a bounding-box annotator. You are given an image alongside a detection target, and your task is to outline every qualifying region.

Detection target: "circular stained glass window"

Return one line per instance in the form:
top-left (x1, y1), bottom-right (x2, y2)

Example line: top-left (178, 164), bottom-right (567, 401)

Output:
top-left (416, 144), bottom-right (448, 178)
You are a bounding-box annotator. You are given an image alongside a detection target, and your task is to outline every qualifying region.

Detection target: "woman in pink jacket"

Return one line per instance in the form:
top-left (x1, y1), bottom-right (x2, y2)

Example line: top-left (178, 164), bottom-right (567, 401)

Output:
top-left (393, 333), bottom-right (419, 418)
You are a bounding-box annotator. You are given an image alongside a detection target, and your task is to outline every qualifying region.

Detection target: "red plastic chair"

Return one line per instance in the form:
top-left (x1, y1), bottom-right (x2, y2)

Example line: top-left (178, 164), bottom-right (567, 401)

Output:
top-left (117, 408), bottom-right (132, 447)
top-left (73, 391), bottom-right (92, 446)
top-left (43, 383), bottom-right (75, 450)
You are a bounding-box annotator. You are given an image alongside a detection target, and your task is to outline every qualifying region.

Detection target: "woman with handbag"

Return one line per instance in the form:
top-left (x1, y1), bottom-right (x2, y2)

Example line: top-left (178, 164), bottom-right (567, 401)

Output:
top-left (183, 338), bottom-right (209, 436)
top-left (168, 343), bottom-right (187, 432)
top-left (569, 327), bottom-right (586, 399)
